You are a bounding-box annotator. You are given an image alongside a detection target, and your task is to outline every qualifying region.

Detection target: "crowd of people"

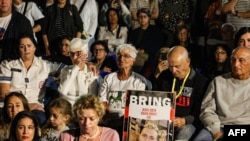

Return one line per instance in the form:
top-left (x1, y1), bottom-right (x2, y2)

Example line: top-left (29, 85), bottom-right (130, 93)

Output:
top-left (0, 0), bottom-right (249, 141)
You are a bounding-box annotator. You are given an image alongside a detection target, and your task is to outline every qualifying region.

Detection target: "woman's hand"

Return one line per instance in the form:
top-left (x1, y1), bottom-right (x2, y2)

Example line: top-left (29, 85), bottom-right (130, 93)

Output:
top-left (87, 62), bottom-right (99, 75)
top-left (111, 0), bottom-right (120, 9)
top-left (154, 60), bottom-right (168, 78)
top-left (75, 52), bottom-right (88, 70)
top-left (103, 66), bottom-right (112, 73)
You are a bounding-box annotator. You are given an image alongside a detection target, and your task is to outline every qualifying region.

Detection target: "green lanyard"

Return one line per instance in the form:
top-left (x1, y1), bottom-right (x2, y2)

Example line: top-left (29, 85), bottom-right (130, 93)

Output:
top-left (171, 69), bottom-right (190, 98)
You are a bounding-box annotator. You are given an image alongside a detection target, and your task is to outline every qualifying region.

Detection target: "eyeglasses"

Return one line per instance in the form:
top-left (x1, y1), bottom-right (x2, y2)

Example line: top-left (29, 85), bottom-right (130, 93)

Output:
top-left (215, 51), bottom-right (226, 55)
top-left (117, 54), bottom-right (132, 59)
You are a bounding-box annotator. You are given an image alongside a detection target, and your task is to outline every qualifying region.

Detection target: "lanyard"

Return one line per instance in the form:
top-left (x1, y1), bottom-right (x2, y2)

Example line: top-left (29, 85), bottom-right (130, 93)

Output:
top-left (171, 68), bottom-right (190, 98)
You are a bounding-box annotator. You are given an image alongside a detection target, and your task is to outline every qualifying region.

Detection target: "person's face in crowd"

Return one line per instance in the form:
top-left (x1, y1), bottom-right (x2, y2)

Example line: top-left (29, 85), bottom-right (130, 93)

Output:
top-left (57, 0), bottom-right (66, 5)
top-left (238, 32), bottom-right (250, 48)
top-left (214, 46), bottom-right (228, 63)
top-left (78, 108), bottom-right (100, 135)
top-left (108, 10), bottom-right (118, 25)
top-left (19, 37), bottom-right (36, 61)
top-left (117, 49), bottom-right (135, 69)
top-left (221, 25), bottom-right (234, 41)
top-left (178, 28), bottom-right (189, 43)
top-left (231, 47), bottom-right (250, 80)
top-left (15, 117), bottom-right (35, 141)
top-left (93, 44), bottom-right (107, 60)
top-left (139, 127), bottom-right (158, 141)
top-left (0, 0), bottom-right (12, 16)
top-left (60, 38), bottom-right (70, 56)
top-left (70, 50), bottom-right (88, 64)
top-left (7, 96), bottom-right (25, 120)
top-left (168, 54), bottom-right (190, 80)
top-left (49, 107), bottom-right (68, 129)
top-left (138, 13), bottom-right (150, 28)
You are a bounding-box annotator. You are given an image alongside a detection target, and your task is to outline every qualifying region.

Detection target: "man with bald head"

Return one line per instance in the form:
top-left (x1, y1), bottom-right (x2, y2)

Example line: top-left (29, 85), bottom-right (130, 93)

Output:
top-left (150, 45), bottom-right (209, 140)
top-left (194, 46), bottom-right (250, 141)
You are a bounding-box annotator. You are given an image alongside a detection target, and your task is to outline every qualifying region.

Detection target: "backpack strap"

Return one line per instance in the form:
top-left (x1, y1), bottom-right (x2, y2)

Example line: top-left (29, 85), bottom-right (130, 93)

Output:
top-left (23, 2), bottom-right (28, 15)
top-left (79, 0), bottom-right (87, 13)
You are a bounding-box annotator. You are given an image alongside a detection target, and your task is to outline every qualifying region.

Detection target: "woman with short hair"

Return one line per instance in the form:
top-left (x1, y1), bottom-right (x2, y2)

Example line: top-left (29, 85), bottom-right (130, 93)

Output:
top-left (99, 44), bottom-right (151, 140)
top-left (59, 94), bottom-right (120, 141)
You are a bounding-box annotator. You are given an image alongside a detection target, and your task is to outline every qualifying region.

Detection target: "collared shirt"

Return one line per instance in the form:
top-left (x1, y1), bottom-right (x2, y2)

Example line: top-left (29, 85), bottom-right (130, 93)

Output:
top-left (58, 64), bottom-right (100, 105)
top-left (97, 25), bottom-right (128, 54)
top-left (0, 57), bottom-right (59, 105)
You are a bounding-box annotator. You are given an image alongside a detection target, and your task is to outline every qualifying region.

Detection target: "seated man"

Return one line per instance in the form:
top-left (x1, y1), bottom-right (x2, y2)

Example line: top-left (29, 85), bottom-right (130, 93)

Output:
top-left (149, 45), bottom-right (209, 140)
top-left (194, 46), bottom-right (250, 141)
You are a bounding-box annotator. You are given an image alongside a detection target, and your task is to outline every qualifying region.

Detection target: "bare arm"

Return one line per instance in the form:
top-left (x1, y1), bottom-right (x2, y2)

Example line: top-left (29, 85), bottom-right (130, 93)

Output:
top-left (0, 83), bottom-right (10, 99)
top-left (42, 34), bottom-right (51, 56)
top-left (32, 24), bottom-right (41, 33)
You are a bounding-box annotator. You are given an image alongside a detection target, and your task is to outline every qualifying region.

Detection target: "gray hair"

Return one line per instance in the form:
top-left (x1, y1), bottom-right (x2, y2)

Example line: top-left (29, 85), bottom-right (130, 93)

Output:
top-left (116, 44), bottom-right (138, 59)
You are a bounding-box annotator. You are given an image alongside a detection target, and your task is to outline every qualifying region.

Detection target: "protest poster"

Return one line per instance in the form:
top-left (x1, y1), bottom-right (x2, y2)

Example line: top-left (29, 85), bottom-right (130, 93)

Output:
top-left (123, 90), bottom-right (176, 141)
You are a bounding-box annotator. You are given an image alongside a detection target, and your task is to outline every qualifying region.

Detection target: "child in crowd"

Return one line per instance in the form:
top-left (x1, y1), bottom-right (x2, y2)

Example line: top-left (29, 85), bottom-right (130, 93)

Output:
top-left (41, 98), bottom-right (72, 141)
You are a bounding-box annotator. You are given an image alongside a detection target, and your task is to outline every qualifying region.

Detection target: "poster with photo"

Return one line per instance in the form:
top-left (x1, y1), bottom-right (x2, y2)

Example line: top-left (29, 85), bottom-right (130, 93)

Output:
top-left (122, 90), bottom-right (176, 141)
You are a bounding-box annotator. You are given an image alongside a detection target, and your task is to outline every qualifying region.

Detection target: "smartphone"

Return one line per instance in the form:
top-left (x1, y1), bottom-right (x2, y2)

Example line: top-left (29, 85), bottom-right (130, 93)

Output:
top-left (161, 53), bottom-right (167, 60)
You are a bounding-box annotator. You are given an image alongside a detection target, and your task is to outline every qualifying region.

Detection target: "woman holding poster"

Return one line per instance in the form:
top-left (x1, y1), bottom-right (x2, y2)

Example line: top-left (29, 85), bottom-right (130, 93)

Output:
top-left (98, 44), bottom-right (151, 140)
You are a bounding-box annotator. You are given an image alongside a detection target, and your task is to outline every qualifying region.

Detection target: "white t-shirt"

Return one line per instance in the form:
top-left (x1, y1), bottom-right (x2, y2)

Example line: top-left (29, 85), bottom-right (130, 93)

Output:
top-left (99, 71), bottom-right (148, 116)
top-left (14, 2), bottom-right (44, 27)
top-left (0, 14), bottom-right (12, 39)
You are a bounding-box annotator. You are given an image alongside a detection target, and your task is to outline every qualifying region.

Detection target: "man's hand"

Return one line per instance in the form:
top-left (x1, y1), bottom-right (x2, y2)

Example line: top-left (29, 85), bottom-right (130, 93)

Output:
top-left (173, 117), bottom-right (186, 128)
top-left (213, 131), bottom-right (223, 141)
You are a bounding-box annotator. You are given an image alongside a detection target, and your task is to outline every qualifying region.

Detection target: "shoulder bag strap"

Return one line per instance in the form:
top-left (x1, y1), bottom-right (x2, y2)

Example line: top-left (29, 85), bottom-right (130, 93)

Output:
top-left (79, 0), bottom-right (87, 13)
top-left (23, 2), bottom-right (28, 15)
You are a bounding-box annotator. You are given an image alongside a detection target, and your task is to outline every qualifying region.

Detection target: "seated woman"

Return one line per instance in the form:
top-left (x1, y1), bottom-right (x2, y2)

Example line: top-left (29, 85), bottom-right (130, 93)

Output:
top-left (140, 47), bottom-right (170, 79)
top-left (98, 44), bottom-right (151, 140)
top-left (90, 40), bottom-right (118, 78)
top-left (59, 94), bottom-right (120, 141)
top-left (48, 35), bottom-right (73, 65)
top-left (8, 111), bottom-right (41, 141)
top-left (203, 43), bottom-right (232, 82)
top-left (0, 92), bottom-right (30, 141)
top-left (58, 38), bottom-right (100, 106)
top-left (98, 0), bottom-right (131, 28)
top-left (0, 34), bottom-right (61, 126)
top-left (234, 27), bottom-right (250, 48)
top-left (97, 8), bottom-right (128, 55)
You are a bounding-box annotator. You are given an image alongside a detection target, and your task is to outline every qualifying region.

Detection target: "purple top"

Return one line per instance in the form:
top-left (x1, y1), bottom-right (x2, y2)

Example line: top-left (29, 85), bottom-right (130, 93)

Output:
top-left (59, 127), bottom-right (120, 141)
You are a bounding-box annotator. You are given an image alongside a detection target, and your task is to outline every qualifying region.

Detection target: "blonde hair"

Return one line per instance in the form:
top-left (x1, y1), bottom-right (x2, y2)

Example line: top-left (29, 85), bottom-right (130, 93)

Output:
top-left (73, 95), bottom-right (105, 120)
top-left (143, 121), bottom-right (159, 131)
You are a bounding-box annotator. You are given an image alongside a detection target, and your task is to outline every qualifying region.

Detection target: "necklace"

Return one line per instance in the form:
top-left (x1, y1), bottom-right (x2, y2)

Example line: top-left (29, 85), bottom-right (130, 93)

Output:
top-left (171, 68), bottom-right (190, 98)
top-left (81, 127), bottom-right (99, 141)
